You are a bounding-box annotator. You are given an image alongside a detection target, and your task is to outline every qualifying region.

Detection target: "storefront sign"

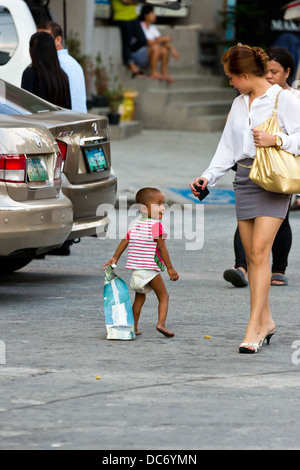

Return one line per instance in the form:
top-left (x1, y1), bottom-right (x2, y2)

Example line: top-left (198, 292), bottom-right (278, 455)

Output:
top-left (94, 0), bottom-right (111, 19)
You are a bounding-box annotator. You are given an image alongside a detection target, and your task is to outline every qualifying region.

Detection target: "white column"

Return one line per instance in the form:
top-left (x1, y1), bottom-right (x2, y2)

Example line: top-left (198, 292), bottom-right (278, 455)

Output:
top-left (50, 0), bottom-right (95, 55)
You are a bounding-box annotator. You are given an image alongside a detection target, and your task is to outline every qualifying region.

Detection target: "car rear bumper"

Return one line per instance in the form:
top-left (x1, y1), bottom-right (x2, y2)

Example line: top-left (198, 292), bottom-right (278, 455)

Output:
top-left (68, 215), bottom-right (110, 240)
top-left (62, 172), bottom-right (117, 239)
top-left (0, 193), bottom-right (73, 257)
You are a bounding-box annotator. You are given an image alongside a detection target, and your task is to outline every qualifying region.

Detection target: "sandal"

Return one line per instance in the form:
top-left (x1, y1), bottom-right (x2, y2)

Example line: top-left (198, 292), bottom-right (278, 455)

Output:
top-left (239, 342), bottom-right (261, 354)
top-left (223, 268), bottom-right (248, 288)
top-left (131, 70), bottom-right (146, 78)
top-left (271, 274), bottom-right (288, 287)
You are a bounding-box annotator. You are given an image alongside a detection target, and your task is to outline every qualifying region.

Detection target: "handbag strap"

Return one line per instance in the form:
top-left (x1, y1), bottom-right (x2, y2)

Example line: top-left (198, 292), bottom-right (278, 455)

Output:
top-left (274, 89), bottom-right (284, 111)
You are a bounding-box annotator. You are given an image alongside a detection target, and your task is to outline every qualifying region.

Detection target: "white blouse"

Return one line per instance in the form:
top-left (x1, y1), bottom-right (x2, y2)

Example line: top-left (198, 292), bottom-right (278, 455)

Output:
top-left (140, 22), bottom-right (161, 41)
top-left (202, 84), bottom-right (300, 187)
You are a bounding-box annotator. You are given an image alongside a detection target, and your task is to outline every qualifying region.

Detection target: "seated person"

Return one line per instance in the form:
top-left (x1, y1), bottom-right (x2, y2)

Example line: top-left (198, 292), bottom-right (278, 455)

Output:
top-left (132, 5), bottom-right (179, 82)
top-left (112, 0), bottom-right (147, 77)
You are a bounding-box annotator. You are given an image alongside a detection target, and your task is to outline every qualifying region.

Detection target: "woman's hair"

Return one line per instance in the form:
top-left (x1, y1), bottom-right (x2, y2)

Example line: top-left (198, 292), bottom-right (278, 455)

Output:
top-left (140, 5), bottom-right (154, 21)
top-left (222, 44), bottom-right (269, 77)
top-left (29, 32), bottom-right (70, 108)
top-left (266, 46), bottom-right (295, 86)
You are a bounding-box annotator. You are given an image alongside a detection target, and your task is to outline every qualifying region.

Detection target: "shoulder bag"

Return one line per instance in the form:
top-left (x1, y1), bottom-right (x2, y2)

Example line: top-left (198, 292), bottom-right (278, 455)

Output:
top-left (249, 90), bottom-right (300, 194)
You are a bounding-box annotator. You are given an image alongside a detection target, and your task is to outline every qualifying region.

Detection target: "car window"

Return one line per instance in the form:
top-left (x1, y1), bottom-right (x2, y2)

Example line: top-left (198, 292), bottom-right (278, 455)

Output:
top-left (0, 7), bottom-right (18, 66)
top-left (0, 81), bottom-right (61, 115)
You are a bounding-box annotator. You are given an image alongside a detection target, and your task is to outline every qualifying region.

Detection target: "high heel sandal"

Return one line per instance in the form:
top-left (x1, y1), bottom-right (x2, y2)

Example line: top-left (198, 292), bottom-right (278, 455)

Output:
top-left (262, 331), bottom-right (275, 346)
top-left (239, 342), bottom-right (261, 354)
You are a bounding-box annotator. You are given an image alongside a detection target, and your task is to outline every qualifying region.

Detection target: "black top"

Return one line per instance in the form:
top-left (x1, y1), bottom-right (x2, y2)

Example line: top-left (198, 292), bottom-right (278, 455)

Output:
top-left (21, 66), bottom-right (72, 109)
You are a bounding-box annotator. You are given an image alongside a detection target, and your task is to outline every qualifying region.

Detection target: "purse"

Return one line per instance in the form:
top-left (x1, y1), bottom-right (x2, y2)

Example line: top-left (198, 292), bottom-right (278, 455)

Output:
top-left (249, 90), bottom-right (300, 194)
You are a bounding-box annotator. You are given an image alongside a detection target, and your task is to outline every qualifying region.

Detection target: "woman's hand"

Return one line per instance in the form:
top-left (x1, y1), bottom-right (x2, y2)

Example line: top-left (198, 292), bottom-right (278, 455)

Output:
top-left (189, 177), bottom-right (209, 197)
top-left (252, 129), bottom-right (276, 148)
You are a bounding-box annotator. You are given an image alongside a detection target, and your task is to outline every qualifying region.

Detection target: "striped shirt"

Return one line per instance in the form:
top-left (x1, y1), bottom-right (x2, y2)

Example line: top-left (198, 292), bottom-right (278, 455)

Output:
top-left (126, 219), bottom-right (167, 271)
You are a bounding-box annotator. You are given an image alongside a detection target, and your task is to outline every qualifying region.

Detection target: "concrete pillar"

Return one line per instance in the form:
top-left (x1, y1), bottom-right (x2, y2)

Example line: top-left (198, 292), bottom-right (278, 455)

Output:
top-left (50, 0), bottom-right (94, 55)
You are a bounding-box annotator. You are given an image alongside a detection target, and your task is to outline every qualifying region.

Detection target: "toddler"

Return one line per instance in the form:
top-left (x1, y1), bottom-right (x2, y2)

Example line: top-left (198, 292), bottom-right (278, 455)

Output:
top-left (104, 187), bottom-right (179, 337)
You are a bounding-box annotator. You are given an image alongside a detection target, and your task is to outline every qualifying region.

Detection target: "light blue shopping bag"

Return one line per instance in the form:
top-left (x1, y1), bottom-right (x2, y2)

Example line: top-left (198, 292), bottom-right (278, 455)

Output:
top-left (103, 266), bottom-right (136, 340)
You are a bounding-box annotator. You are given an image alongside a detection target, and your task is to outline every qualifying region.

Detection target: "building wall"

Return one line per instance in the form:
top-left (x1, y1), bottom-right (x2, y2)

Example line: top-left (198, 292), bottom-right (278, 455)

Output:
top-left (50, 0), bottom-right (225, 68)
top-left (51, 0), bottom-right (94, 54)
top-left (180, 0), bottom-right (224, 30)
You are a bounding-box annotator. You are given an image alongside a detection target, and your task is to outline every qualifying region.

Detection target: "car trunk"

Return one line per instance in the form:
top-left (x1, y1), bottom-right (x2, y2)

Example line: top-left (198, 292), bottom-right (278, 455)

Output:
top-left (0, 124), bottom-right (61, 202)
top-left (51, 116), bottom-right (111, 186)
top-left (13, 111), bottom-right (111, 185)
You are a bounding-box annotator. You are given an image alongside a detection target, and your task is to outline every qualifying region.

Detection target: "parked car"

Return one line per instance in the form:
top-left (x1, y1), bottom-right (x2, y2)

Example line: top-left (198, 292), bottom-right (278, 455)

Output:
top-left (0, 115), bottom-right (73, 274)
top-left (0, 0), bottom-right (36, 87)
top-left (0, 81), bottom-right (117, 242)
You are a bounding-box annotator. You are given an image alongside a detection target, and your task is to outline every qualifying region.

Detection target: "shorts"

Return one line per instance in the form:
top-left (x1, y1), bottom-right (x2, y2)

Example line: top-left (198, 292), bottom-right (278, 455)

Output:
top-left (131, 46), bottom-right (150, 68)
top-left (130, 269), bottom-right (159, 294)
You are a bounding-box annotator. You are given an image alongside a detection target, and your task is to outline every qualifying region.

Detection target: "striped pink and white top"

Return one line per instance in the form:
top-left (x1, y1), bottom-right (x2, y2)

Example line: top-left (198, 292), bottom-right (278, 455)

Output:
top-left (125, 218), bottom-right (167, 271)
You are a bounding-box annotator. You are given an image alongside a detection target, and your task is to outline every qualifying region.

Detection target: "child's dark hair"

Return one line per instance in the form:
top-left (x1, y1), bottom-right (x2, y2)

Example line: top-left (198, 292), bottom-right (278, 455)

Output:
top-left (266, 46), bottom-right (295, 86)
top-left (140, 5), bottom-right (154, 21)
top-left (136, 188), bottom-right (162, 207)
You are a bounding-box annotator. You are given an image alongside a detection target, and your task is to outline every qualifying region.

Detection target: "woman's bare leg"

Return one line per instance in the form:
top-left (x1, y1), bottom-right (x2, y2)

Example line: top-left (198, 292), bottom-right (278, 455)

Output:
top-left (148, 45), bottom-right (163, 79)
top-left (238, 217), bottom-right (282, 345)
top-left (160, 46), bottom-right (171, 79)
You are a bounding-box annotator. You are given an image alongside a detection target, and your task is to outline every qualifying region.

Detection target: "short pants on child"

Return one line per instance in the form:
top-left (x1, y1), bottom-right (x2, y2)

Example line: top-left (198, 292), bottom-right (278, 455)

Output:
top-left (130, 269), bottom-right (159, 294)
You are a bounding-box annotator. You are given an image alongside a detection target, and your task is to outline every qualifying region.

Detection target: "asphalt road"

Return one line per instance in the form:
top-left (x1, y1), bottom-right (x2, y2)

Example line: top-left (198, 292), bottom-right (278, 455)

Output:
top-left (1, 205), bottom-right (300, 450)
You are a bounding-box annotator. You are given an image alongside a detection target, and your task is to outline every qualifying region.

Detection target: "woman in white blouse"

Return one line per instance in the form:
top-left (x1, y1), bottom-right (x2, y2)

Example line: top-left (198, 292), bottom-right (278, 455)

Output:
top-left (190, 44), bottom-right (300, 354)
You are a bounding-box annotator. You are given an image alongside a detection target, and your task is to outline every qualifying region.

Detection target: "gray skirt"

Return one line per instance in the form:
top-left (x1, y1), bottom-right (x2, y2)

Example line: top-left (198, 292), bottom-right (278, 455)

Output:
top-left (233, 158), bottom-right (291, 221)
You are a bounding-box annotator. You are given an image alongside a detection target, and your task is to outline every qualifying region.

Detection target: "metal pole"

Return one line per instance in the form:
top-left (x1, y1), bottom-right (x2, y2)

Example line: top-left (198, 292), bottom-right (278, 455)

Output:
top-left (40, 0), bottom-right (43, 22)
top-left (63, 0), bottom-right (67, 41)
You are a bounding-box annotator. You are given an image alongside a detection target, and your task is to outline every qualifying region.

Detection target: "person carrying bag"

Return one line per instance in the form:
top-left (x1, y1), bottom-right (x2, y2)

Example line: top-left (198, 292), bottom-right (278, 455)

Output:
top-left (190, 44), bottom-right (300, 355)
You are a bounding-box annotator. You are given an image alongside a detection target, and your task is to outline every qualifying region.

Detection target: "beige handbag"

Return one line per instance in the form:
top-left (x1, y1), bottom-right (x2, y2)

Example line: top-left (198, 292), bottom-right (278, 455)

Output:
top-left (249, 90), bottom-right (300, 194)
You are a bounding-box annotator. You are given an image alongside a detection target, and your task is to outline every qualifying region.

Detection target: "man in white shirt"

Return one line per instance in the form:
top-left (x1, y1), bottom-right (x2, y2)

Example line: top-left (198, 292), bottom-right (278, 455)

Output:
top-left (37, 21), bottom-right (87, 113)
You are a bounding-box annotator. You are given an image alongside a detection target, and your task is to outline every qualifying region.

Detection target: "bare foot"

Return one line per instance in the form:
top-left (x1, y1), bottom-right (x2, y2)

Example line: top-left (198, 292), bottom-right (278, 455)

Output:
top-left (149, 72), bottom-right (163, 80)
top-left (156, 325), bottom-right (174, 338)
top-left (162, 74), bottom-right (174, 84)
top-left (135, 330), bottom-right (142, 336)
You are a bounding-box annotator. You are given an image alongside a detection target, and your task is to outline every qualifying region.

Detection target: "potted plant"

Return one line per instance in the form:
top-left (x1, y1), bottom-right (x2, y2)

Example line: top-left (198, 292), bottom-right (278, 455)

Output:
top-left (94, 53), bottom-right (109, 107)
top-left (105, 60), bottom-right (124, 125)
top-left (66, 32), bottom-right (95, 105)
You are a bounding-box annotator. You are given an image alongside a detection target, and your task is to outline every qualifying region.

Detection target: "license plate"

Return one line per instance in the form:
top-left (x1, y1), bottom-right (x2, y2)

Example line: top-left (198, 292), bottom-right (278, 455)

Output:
top-left (27, 157), bottom-right (49, 182)
top-left (84, 147), bottom-right (108, 173)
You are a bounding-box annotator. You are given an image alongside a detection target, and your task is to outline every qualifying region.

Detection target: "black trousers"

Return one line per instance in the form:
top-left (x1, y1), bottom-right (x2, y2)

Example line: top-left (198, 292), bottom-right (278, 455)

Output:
top-left (234, 208), bottom-right (292, 275)
top-left (116, 20), bottom-right (147, 65)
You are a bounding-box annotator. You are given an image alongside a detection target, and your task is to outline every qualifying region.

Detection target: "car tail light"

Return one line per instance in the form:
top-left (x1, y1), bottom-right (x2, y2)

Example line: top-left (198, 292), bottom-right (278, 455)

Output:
top-left (54, 152), bottom-right (63, 181)
top-left (56, 140), bottom-right (67, 173)
top-left (0, 155), bottom-right (26, 183)
top-left (56, 140), bottom-right (67, 161)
